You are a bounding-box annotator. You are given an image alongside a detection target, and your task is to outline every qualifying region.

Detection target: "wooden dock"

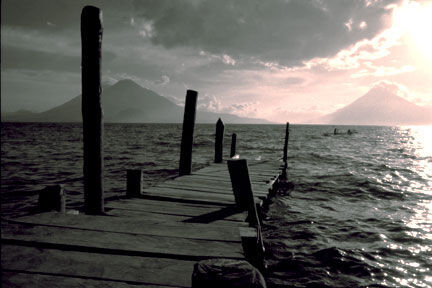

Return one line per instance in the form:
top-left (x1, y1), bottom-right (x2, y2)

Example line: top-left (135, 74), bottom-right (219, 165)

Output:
top-left (1, 7), bottom-right (290, 287)
top-left (2, 160), bottom-right (283, 288)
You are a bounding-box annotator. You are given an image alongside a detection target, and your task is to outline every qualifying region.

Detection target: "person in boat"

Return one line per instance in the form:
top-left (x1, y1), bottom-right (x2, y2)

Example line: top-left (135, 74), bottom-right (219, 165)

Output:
top-left (334, 128), bottom-right (338, 135)
top-left (347, 129), bottom-right (352, 135)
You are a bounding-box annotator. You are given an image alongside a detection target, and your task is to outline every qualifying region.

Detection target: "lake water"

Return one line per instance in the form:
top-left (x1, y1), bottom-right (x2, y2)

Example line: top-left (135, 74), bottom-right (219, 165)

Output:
top-left (1, 122), bottom-right (431, 287)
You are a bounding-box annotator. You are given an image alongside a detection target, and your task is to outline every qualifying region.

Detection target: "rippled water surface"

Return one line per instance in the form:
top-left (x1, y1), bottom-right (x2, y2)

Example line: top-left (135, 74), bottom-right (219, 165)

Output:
top-left (1, 123), bottom-right (431, 287)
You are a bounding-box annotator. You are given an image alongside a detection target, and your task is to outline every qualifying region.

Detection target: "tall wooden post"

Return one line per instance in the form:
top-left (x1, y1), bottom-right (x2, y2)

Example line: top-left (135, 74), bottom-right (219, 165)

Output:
top-left (179, 90), bottom-right (198, 176)
top-left (214, 118), bottom-right (224, 163)
top-left (81, 6), bottom-right (104, 214)
top-left (283, 122), bottom-right (289, 163)
top-left (230, 133), bottom-right (237, 158)
top-left (227, 159), bottom-right (259, 227)
top-left (227, 159), bottom-right (265, 269)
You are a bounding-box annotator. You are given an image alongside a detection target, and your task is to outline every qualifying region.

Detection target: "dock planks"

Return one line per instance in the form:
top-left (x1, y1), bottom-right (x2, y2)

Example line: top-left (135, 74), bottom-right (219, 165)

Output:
top-left (1, 160), bottom-right (282, 287)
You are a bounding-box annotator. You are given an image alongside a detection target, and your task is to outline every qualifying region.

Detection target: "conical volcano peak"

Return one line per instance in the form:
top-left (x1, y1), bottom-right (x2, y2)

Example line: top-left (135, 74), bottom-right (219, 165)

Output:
top-left (108, 78), bottom-right (146, 91)
top-left (114, 78), bottom-right (138, 86)
top-left (318, 82), bottom-right (432, 125)
top-left (366, 81), bottom-right (408, 99)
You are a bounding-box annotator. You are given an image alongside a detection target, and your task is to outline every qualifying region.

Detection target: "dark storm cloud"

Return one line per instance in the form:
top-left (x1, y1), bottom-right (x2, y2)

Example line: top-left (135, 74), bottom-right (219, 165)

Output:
top-left (133, 0), bottom-right (397, 65)
top-left (1, 45), bottom-right (116, 73)
top-left (2, 46), bottom-right (80, 72)
top-left (1, 0), bottom-right (134, 30)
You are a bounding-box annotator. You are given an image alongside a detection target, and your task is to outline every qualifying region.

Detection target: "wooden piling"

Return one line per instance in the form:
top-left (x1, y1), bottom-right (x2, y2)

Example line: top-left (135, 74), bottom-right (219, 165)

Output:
top-left (127, 170), bottom-right (143, 197)
top-left (227, 159), bottom-right (266, 270)
top-left (81, 6), bottom-right (104, 214)
top-left (38, 185), bottom-right (65, 213)
top-left (227, 159), bottom-right (259, 227)
top-left (283, 122), bottom-right (289, 163)
top-left (179, 90), bottom-right (198, 176)
top-left (230, 133), bottom-right (237, 158)
top-left (214, 118), bottom-right (224, 163)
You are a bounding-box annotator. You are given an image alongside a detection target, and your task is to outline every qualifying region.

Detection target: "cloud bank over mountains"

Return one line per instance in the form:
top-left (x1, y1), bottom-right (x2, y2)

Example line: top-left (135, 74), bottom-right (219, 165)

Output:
top-left (2, 0), bottom-right (430, 124)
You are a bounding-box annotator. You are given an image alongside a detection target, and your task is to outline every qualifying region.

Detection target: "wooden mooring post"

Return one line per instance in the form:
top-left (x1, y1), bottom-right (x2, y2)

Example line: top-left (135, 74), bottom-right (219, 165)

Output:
top-left (227, 159), bottom-right (259, 226)
top-left (230, 133), bottom-right (237, 158)
top-left (179, 90), bottom-right (198, 176)
top-left (81, 6), bottom-right (104, 214)
top-left (227, 159), bottom-right (265, 270)
top-left (283, 122), bottom-right (289, 163)
top-left (282, 122), bottom-right (289, 177)
top-left (214, 118), bottom-right (224, 163)
top-left (127, 169), bottom-right (143, 197)
top-left (38, 184), bottom-right (66, 213)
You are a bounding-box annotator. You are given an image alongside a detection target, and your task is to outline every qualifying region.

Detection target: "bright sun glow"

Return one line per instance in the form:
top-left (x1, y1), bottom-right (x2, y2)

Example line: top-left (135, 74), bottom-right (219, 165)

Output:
top-left (393, 1), bottom-right (432, 62)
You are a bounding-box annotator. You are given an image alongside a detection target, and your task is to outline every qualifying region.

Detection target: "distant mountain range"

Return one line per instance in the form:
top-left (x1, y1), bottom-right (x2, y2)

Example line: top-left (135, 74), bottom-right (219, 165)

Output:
top-left (4, 80), bottom-right (430, 126)
top-left (318, 85), bottom-right (432, 125)
top-left (1, 79), bottom-right (270, 124)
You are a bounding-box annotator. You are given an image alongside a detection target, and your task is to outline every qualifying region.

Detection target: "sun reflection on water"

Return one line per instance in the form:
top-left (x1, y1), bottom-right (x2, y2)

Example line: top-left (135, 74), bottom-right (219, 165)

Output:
top-left (397, 126), bottom-right (432, 274)
top-left (400, 126), bottom-right (432, 193)
top-left (403, 125), bottom-right (432, 158)
top-left (390, 128), bottom-right (432, 288)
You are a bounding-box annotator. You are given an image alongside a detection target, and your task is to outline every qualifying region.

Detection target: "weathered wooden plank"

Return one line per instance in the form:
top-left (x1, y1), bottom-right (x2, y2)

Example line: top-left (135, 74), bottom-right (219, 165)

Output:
top-left (174, 175), bottom-right (274, 186)
top-left (105, 200), bottom-right (247, 222)
top-left (157, 181), bottom-right (269, 197)
top-left (160, 180), bottom-right (232, 192)
top-left (104, 208), bottom-right (249, 227)
top-left (142, 187), bottom-right (235, 203)
top-left (108, 198), bottom-right (232, 214)
top-left (142, 187), bottom-right (265, 206)
top-left (190, 168), bottom-right (278, 179)
top-left (105, 207), bottom-right (202, 223)
top-left (1, 222), bottom-right (244, 259)
top-left (165, 181), bottom-right (272, 198)
top-left (194, 170), bottom-right (279, 178)
top-left (111, 197), bottom-right (229, 211)
top-left (2, 271), bottom-right (184, 288)
top-left (171, 176), bottom-right (274, 192)
top-left (2, 244), bottom-right (193, 287)
top-left (177, 174), bottom-right (273, 191)
top-left (13, 213), bottom-right (243, 241)
top-left (190, 165), bottom-right (279, 176)
top-left (195, 162), bottom-right (280, 174)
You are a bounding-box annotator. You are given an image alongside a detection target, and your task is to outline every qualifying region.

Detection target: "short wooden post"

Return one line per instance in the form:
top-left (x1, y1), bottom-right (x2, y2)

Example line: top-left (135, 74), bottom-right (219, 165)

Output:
top-left (127, 169), bottom-right (142, 197)
top-left (227, 159), bottom-right (259, 227)
top-left (214, 118), bottom-right (224, 163)
top-left (81, 6), bottom-right (104, 214)
top-left (230, 133), bottom-right (237, 158)
top-left (283, 122), bottom-right (289, 163)
top-left (179, 90), bottom-right (198, 176)
top-left (39, 184), bottom-right (66, 213)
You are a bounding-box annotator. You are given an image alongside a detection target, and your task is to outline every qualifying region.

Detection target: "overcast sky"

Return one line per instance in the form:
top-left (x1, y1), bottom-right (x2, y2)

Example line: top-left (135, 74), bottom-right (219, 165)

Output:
top-left (1, 0), bottom-right (431, 123)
